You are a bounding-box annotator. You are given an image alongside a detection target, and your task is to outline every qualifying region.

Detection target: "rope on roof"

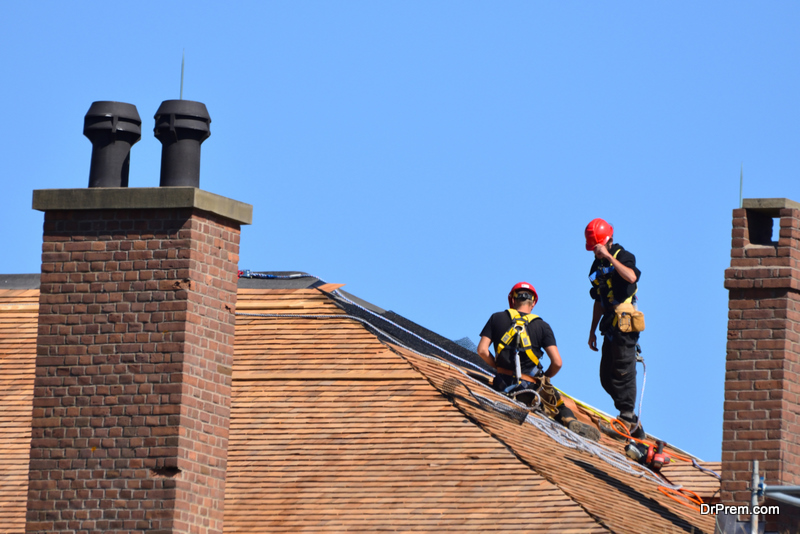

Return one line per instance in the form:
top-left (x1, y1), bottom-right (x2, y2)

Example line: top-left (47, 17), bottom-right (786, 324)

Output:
top-left (240, 269), bottom-right (660, 446)
top-left (234, 307), bottom-right (682, 491)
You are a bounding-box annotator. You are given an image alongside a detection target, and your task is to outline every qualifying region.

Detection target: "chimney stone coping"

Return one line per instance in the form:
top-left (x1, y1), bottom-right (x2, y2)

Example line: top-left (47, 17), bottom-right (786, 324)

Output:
top-left (742, 198), bottom-right (800, 212)
top-left (32, 187), bottom-right (252, 225)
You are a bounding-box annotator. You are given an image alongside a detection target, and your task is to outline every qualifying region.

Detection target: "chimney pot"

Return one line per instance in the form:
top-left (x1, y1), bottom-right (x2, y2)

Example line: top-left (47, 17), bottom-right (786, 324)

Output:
top-left (154, 99), bottom-right (211, 187)
top-left (83, 101), bottom-right (142, 187)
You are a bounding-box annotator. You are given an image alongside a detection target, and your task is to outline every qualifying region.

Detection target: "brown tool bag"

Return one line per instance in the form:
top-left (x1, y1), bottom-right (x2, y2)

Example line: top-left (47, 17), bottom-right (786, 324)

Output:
top-left (615, 302), bottom-right (645, 333)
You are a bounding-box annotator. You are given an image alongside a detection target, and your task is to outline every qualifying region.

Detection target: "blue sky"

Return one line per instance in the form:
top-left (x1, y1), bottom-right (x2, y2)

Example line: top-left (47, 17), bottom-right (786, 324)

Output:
top-left (2, 2), bottom-right (799, 463)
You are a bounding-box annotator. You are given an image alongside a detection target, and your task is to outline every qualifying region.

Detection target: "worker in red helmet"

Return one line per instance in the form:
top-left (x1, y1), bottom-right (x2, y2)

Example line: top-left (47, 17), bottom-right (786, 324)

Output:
top-left (585, 218), bottom-right (645, 439)
top-left (477, 282), bottom-right (600, 441)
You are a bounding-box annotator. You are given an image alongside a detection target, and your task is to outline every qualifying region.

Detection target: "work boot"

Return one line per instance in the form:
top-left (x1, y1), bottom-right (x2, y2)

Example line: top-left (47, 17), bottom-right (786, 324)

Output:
top-left (619, 413), bottom-right (646, 440)
top-left (561, 416), bottom-right (601, 442)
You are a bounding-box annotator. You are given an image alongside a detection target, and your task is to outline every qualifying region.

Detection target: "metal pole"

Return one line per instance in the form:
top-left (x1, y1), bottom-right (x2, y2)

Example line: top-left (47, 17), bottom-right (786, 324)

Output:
top-left (739, 163), bottom-right (743, 208)
top-left (751, 460), bottom-right (759, 534)
top-left (763, 485), bottom-right (800, 495)
top-left (180, 49), bottom-right (185, 100)
top-left (764, 491), bottom-right (800, 508)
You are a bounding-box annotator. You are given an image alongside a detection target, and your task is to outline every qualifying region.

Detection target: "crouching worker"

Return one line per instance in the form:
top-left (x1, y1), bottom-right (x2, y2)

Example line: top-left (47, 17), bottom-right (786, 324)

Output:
top-left (477, 282), bottom-right (600, 442)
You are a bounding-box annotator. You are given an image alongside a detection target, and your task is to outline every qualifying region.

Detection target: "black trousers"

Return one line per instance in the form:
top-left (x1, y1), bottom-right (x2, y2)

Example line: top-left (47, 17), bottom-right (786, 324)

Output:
top-left (600, 330), bottom-right (639, 415)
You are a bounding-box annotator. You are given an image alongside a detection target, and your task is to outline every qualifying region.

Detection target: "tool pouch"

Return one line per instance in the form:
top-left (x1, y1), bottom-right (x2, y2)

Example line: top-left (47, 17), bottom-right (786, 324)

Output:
top-left (615, 302), bottom-right (645, 333)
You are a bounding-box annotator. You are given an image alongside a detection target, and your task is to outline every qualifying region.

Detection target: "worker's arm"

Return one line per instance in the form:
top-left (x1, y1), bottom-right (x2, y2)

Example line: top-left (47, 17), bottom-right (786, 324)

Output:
top-left (588, 299), bottom-right (603, 352)
top-left (477, 336), bottom-right (496, 369)
top-left (542, 345), bottom-right (562, 378)
top-left (593, 244), bottom-right (637, 284)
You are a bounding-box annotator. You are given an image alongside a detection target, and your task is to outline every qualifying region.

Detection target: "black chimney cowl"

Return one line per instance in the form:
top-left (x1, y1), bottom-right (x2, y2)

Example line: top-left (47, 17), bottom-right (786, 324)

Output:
top-left (83, 101), bottom-right (142, 188)
top-left (154, 100), bottom-right (211, 188)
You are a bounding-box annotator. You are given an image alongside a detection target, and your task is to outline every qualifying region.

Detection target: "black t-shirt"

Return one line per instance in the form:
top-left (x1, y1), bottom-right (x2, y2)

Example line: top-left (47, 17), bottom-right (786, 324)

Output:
top-left (588, 243), bottom-right (640, 333)
top-left (480, 310), bottom-right (557, 374)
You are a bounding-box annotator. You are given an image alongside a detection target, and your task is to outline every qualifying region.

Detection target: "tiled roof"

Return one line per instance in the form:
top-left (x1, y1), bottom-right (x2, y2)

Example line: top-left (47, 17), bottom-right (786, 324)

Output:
top-left (396, 345), bottom-right (717, 533)
top-left (0, 290), bottom-right (38, 533)
top-left (0, 284), bottom-right (722, 533)
top-left (660, 461), bottom-right (721, 504)
top-left (228, 288), bottom-right (604, 532)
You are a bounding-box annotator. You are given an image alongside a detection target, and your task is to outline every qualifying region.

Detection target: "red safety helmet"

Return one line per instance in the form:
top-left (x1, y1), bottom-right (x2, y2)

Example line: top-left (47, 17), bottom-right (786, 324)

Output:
top-left (585, 218), bottom-right (614, 251)
top-left (508, 282), bottom-right (538, 307)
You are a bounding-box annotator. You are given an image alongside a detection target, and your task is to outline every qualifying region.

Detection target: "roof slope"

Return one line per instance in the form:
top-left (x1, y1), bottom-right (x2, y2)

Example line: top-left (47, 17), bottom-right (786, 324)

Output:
top-left (396, 345), bottom-right (717, 533)
top-left (0, 290), bottom-right (38, 533)
top-left (0, 282), bottom-right (721, 533)
top-left (228, 288), bottom-right (604, 532)
top-left (660, 461), bottom-right (721, 504)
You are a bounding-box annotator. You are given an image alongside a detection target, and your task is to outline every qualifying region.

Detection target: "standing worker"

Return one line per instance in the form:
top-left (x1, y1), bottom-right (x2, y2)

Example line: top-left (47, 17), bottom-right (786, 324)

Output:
top-left (478, 282), bottom-right (600, 441)
top-left (585, 218), bottom-right (645, 439)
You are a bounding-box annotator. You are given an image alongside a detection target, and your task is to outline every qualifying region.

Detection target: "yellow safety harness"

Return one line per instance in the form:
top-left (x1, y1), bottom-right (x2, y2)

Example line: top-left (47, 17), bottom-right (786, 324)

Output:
top-left (591, 249), bottom-right (637, 327)
top-left (497, 308), bottom-right (541, 369)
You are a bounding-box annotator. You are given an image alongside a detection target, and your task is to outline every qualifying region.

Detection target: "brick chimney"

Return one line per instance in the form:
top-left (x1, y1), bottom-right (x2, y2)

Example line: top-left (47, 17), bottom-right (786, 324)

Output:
top-left (26, 100), bottom-right (253, 534)
top-left (723, 198), bottom-right (800, 531)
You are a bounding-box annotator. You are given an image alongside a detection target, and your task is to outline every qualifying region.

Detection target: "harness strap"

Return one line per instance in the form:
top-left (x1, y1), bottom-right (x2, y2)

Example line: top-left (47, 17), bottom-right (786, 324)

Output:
top-left (608, 249), bottom-right (639, 326)
top-left (593, 249), bottom-right (638, 327)
top-left (605, 249), bottom-right (622, 302)
top-left (497, 308), bottom-right (541, 370)
top-left (495, 367), bottom-right (540, 383)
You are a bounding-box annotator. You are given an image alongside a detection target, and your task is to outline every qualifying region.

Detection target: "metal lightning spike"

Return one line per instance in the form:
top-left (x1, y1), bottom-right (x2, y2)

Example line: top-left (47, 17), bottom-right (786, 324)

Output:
top-left (739, 163), bottom-right (743, 208)
top-left (180, 49), bottom-right (185, 100)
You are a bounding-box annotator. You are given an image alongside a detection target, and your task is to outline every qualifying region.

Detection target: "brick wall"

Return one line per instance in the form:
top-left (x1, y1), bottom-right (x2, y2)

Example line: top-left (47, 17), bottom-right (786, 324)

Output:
top-left (723, 201), bottom-right (800, 531)
top-left (27, 206), bottom-right (241, 534)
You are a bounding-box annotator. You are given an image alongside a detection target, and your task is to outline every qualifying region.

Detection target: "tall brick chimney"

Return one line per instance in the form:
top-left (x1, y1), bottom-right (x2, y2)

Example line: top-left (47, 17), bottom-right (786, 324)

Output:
top-left (723, 198), bottom-right (800, 531)
top-left (26, 100), bottom-right (253, 534)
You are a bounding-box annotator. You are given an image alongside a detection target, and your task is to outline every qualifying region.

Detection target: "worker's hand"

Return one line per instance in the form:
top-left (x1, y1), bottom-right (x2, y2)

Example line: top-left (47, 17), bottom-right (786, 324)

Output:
top-left (588, 331), bottom-right (599, 352)
top-left (593, 243), bottom-right (612, 260)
